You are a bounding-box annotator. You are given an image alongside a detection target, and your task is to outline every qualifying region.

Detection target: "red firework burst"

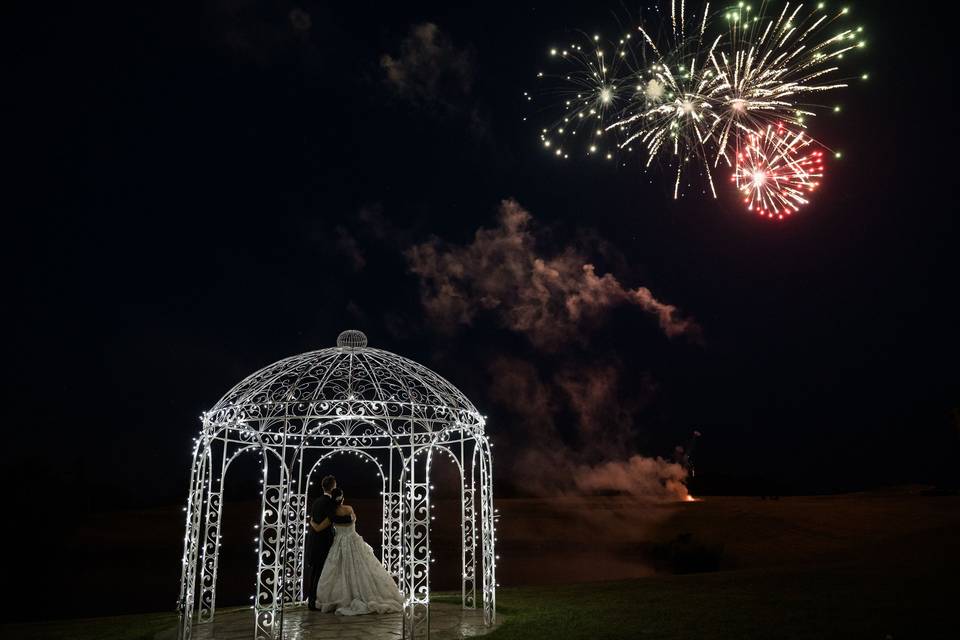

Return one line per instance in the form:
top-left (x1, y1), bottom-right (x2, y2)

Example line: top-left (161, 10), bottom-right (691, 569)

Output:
top-left (732, 124), bottom-right (825, 220)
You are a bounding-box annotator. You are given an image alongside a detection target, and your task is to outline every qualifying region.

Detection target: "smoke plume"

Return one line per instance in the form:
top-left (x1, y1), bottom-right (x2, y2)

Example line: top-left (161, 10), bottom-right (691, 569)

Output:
top-left (380, 23), bottom-right (473, 109)
top-left (487, 356), bottom-right (689, 501)
top-left (406, 199), bottom-right (701, 349)
top-left (574, 455), bottom-right (689, 501)
top-left (403, 199), bottom-right (700, 501)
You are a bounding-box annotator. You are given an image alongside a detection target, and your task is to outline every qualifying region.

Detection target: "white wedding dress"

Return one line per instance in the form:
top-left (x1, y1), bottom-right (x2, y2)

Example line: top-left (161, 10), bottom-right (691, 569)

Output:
top-left (315, 518), bottom-right (404, 615)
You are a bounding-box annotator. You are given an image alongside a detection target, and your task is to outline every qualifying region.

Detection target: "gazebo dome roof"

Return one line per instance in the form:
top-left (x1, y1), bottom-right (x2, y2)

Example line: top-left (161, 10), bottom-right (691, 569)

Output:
top-left (206, 330), bottom-right (483, 432)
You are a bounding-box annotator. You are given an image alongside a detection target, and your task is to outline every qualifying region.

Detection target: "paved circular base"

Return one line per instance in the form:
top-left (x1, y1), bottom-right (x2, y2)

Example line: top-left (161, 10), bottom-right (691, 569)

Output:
top-left (189, 603), bottom-right (500, 640)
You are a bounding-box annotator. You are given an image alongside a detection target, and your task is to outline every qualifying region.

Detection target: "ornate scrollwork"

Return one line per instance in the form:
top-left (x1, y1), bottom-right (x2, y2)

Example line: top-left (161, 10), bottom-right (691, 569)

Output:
top-left (479, 438), bottom-right (496, 625)
top-left (385, 489), bottom-right (403, 580)
top-left (197, 490), bottom-right (222, 623)
top-left (206, 342), bottom-right (484, 436)
top-left (463, 485), bottom-right (476, 609)
top-left (403, 480), bottom-right (431, 608)
top-left (255, 481), bottom-right (287, 638)
top-left (283, 492), bottom-right (306, 604)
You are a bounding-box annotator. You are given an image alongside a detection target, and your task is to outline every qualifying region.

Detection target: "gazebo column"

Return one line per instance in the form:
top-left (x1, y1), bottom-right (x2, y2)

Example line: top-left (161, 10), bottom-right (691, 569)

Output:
top-left (479, 439), bottom-right (496, 625)
top-left (284, 488), bottom-right (307, 604)
top-left (198, 442), bottom-right (226, 623)
top-left (383, 445), bottom-right (403, 581)
top-left (197, 488), bottom-right (223, 622)
top-left (279, 429), bottom-right (301, 605)
top-left (462, 441), bottom-right (477, 609)
top-left (383, 487), bottom-right (403, 580)
top-left (255, 454), bottom-right (288, 640)
top-left (402, 451), bottom-right (431, 640)
top-left (178, 441), bottom-right (208, 640)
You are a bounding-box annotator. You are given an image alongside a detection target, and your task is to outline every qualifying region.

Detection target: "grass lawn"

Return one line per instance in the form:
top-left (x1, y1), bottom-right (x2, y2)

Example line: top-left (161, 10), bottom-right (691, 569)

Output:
top-left (0, 611), bottom-right (180, 640)
top-left (4, 491), bottom-right (954, 639)
top-left (484, 562), bottom-right (951, 640)
top-left (8, 561), bottom-right (950, 640)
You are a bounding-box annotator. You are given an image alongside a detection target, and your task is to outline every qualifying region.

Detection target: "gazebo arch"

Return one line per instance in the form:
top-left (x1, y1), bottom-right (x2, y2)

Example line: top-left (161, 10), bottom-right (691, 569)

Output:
top-left (177, 330), bottom-right (496, 640)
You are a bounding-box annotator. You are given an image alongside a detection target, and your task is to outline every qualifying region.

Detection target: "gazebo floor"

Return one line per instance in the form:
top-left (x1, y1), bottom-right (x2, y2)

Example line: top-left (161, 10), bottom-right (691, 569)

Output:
top-left (189, 603), bottom-right (500, 640)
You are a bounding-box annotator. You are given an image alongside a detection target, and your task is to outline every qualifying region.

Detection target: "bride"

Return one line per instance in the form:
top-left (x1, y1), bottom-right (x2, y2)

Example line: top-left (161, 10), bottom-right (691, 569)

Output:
top-left (314, 487), bottom-right (405, 615)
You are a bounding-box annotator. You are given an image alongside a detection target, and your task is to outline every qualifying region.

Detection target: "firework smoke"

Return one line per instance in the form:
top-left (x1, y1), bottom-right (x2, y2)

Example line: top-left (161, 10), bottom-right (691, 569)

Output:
top-left (406, 199), bottom-right (701, 348)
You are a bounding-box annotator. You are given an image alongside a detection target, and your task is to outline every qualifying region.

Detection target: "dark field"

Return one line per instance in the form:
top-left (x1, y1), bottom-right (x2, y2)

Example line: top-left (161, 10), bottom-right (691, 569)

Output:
top-left (5, 488), bottom-right (956, 638)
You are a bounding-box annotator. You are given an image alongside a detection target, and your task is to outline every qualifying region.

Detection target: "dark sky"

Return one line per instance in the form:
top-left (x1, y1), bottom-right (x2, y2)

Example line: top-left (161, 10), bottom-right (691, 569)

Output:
top-left (7, 0), bottom-right (957, 511)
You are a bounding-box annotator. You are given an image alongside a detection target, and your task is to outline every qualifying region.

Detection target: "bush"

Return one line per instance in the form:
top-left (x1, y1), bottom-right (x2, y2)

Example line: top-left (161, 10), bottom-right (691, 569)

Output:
top-left (650, 532), bottom-right (724, 574)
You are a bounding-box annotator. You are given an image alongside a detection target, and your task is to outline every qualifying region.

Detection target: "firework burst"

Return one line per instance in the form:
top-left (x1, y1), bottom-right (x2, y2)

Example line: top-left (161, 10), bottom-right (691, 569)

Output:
top-left (732, 123), bottom-right (824, 219)
top-left (529, 1), bottom-right (866, 206)
top-left (533, 33), bottom-right (635, 161)
top-left (709, 2), bottom-right (866, 165)
top-left (607, 1), bottom-right (725, 198)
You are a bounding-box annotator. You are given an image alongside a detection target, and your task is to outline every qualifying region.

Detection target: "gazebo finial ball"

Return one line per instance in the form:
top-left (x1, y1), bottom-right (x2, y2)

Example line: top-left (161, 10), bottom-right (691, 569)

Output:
top-left (336, 329), bottom-right (368, 348)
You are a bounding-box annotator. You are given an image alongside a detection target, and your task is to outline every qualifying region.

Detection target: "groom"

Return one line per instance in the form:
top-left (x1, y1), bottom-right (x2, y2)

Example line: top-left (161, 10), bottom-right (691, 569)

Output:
top-left (306, 474), bottom-right (337, 611)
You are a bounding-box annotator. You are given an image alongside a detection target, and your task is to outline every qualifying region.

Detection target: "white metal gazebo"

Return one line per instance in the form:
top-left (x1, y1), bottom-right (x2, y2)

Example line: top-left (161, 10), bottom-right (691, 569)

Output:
top-left (177, 330), bottom-right (496, 639)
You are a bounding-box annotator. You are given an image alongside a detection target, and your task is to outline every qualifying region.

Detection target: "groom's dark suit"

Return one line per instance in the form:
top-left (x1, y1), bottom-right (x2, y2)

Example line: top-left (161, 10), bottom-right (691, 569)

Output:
top-left (305, 493), bottom-right (335, 608)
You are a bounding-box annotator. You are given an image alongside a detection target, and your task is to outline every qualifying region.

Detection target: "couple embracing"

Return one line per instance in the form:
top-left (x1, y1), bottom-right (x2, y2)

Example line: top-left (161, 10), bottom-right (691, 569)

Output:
top-left (304, 475), bottom-right (404, 615)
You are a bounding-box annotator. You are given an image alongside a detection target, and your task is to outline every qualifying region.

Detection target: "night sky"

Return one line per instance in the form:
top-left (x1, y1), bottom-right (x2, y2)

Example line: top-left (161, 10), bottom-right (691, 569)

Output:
top-left (7, 0), bottom-right (958, 517)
